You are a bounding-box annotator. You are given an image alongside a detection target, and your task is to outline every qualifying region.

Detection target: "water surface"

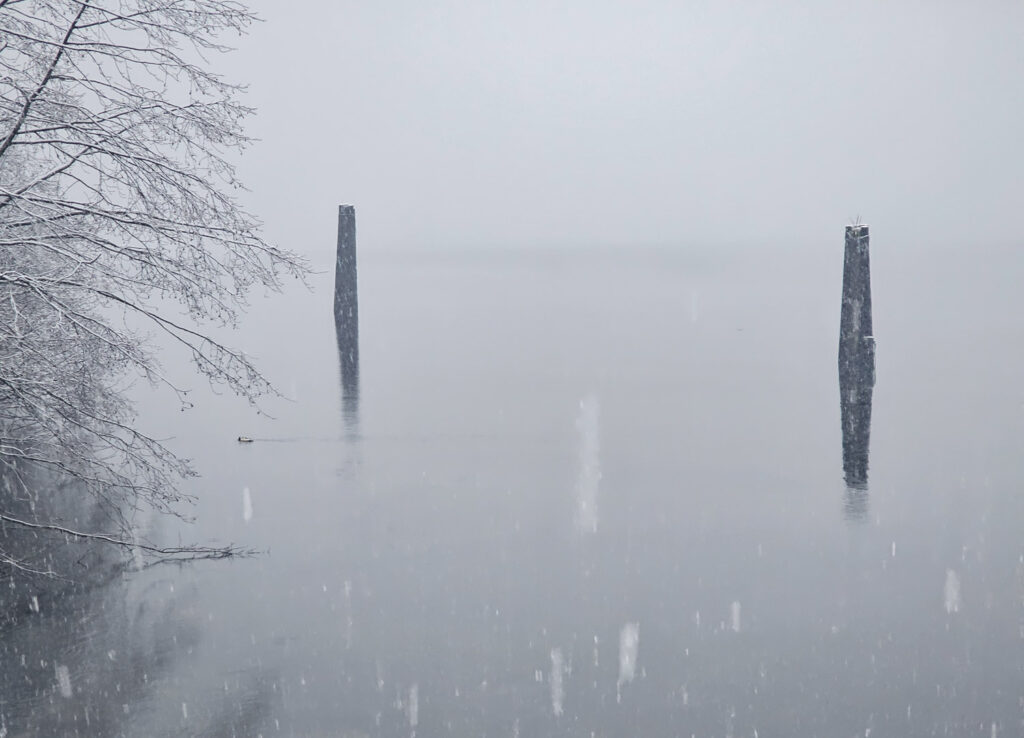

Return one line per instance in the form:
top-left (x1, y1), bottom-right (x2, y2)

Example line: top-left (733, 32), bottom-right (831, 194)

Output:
top-left (3, 242), bottom-right (1024, 737)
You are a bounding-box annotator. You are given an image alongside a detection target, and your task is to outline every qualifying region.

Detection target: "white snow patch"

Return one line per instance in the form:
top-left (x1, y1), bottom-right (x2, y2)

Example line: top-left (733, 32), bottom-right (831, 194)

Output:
top-left (944, 569), bottom-right (961, 614)
top-left (130, 540), bottom-right (145, 571)
top-left (550, 648), bottom-right (565, 716)
top-left (730, 601), bottom-right (742, 633)
top-left (617, 622), bottom-right (640, 701)
top-left (242, 487), bottom-right (253, 523)
top-left (55, 664), bottom-right (72, 698)
top-left (575, 396), bottom-right (601, 534)
top-left (129, 509), bottom-right (152, 571)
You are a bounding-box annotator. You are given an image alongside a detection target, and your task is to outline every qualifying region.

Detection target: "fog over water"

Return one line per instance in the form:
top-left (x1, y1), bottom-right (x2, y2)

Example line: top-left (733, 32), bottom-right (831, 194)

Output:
top-left (5, 239), bottom-right (1024, 735)
top-left (4, 2), bottom-right (1024, 736)
top-left (225, 1), bottom-right (1024, 255)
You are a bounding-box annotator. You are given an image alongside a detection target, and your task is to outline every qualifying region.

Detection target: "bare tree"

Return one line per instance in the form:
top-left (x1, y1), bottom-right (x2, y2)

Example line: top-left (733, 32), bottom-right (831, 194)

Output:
top-left (0, 0), bottom-right (307, 569)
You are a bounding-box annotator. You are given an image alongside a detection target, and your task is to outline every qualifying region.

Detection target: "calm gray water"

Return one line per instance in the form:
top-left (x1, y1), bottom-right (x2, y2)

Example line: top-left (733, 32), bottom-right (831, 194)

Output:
top-left (3, 242), bottom-right (1024, 737)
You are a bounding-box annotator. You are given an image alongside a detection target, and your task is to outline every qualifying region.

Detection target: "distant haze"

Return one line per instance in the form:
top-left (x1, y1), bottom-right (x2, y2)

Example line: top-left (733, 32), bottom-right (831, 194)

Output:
top-left (225, 1), bottom-right (1024, 256)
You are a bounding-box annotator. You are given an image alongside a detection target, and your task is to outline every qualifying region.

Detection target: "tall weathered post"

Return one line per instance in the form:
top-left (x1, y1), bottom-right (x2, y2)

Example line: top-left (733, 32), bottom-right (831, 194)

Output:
top-left (838, 224), bottom-right (875, 520)
top-left (335, 205), bottom-right (359, 432)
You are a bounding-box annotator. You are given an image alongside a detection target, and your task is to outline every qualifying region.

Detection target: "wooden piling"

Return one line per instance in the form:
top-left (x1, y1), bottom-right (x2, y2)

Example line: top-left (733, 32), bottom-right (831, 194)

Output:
top-left (334, 204), bottom-right (358, 331)
top-left (838, 225), bottom-right (875, 515)
top-left (334, 205), bottom-right (359, 429)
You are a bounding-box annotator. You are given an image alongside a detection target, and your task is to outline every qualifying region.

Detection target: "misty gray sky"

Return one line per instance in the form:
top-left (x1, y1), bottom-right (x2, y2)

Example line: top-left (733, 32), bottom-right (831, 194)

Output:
top-left (223, 1), bottom-right (1024, 257)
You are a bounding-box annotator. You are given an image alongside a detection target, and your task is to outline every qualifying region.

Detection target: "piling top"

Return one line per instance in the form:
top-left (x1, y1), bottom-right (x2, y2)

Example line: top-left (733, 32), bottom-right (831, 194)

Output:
top-left (339, 203), bottom-right (355, 212)
top-left (846, 224), bottom-right (869, 236)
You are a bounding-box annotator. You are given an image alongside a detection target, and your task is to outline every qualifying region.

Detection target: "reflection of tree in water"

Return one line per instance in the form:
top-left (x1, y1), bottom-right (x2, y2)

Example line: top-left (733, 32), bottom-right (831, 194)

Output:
top-left (0, 463), bottom-right (278, 737)
top-left (0, 577), bottom-right (195, 736)
top-left (1, 460), bottom-right (124, 599)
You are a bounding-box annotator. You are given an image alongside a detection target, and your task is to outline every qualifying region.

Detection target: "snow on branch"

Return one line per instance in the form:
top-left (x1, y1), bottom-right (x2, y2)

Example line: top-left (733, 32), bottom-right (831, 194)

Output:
top-left (0, 0), bottom-right (309, 572)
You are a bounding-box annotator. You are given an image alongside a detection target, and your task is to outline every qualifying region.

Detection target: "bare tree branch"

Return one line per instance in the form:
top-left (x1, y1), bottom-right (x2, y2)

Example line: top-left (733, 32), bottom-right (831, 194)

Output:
top-left (0, 511), bottom-right (254, 560)
top-left (0, 0), bottom-right (308, 573)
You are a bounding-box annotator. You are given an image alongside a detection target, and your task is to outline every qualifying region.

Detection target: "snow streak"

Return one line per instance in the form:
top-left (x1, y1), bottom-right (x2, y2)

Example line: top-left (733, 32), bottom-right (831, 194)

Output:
top-left (550, 647), bottom-right (565, 716)
top-left (617, 622), bottom-right (639, 701)
top-left (575, 396), bottom-right (601, 534)
top-left (944, 569), bottom-right (961, 614)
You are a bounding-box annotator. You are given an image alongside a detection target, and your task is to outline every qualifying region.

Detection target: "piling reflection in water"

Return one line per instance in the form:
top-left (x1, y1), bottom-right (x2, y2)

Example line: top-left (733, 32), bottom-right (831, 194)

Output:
top-left (336, 317), bottom-right (359, 435)
top-left (334, 204), bottom-right (360, 435)
top-left (838, 224), bottom-right (875, 521)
